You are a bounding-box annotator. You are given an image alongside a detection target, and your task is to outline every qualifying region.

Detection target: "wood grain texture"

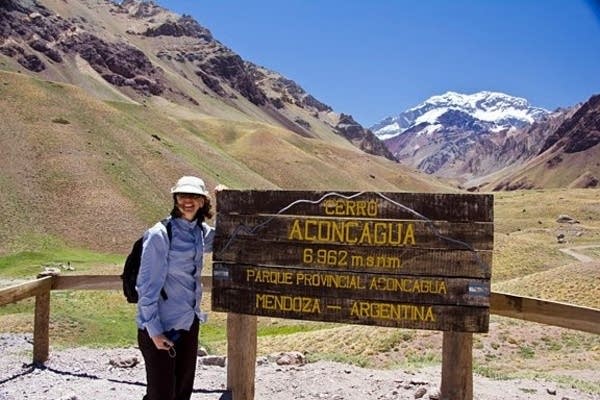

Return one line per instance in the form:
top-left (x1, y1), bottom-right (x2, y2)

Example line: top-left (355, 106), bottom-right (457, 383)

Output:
top-left (491, 292), bottom-right (600, 334)
top-left (216, 190), bottom-right (493, 222)
top-left (213, 288), bottom-right (489, 332)
top-left (227, 313), bottom-right (257, 400)
top-left (213, 190), bottom-right (493, 332)
top-left (0, 276), bottom-right (54, 305)
top-left (441, 332), bottom-right (473, 400)
top-left (213, 264), bottom-right (490, 306)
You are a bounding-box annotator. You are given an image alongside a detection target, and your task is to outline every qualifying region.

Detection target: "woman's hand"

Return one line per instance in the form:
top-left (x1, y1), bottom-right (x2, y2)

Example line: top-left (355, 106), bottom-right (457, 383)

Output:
top-left (213, 184), bottom-right (228, 194)
top-left (213, 184), bottom-right (229, 199)
top-left (151, 333), bottom-right (174, 351)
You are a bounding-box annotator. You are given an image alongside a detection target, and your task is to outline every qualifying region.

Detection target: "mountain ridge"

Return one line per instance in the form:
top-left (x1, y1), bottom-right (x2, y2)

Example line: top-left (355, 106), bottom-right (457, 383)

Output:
top-left (370, 90), bottom-right (599, 189)
top-left (485, 94), bottom-right (600, 191)
top-left (5, 0), bottom-right (423, 256)
top-left (0, 20), bottom-right (449, 254)
top-left (0, 0), bottom-right (396, 161)
top-left (371, 91), bottom-right (549, 141)
top-left (0, 0), bottom-right (598, 259)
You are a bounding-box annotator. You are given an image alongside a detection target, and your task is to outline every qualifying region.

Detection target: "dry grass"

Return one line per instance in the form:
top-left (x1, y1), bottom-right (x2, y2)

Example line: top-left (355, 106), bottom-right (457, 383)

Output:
top-left (0, 70), bottom-right (449, 256)
top-left (494, 262), bottom-right (600, 308)
top-left (491, 189), bottom-right (600, 281)
top-left (482, 140), bottom-right (600, 191)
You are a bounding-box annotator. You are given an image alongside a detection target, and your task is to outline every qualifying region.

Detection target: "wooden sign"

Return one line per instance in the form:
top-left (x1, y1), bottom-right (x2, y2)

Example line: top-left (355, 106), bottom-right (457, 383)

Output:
top-left (212, 190), bottom-right (493, 332)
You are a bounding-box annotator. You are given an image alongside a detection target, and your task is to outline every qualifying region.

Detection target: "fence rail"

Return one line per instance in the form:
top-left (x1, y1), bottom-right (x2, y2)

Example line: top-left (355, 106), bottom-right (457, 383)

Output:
top-left (490, 291), bottom-right (599, 334)
top-left (0, 274), bottom-right (598, 400)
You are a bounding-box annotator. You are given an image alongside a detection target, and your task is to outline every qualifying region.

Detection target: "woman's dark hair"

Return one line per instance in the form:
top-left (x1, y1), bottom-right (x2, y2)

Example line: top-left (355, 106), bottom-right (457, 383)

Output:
top-left (170, 194), bottom-right (214, 222)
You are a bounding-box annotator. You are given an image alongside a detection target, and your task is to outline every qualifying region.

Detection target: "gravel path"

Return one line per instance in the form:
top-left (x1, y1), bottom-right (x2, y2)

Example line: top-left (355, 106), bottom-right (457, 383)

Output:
top-left (0, 334), bottom-right (598, 400)
top-left (558, 245), bottom-right (600, 263)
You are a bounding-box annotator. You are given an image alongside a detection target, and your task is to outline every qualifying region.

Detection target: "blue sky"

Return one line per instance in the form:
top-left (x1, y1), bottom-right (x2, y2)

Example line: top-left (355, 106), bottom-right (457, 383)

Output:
top-left (157, 0), bottom-right (600, 127)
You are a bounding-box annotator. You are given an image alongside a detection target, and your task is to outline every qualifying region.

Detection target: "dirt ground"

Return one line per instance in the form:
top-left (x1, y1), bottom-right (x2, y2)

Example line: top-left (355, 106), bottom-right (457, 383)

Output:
top-left (0, 334), bottom-right (598, 400)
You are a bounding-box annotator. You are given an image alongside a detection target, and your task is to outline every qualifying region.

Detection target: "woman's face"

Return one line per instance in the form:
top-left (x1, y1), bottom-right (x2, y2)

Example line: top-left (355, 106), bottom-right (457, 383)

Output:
top-left (175, 193), bottom-right (206, 221)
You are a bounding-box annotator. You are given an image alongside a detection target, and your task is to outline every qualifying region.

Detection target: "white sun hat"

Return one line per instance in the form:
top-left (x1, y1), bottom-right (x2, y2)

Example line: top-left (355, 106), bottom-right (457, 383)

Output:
top-left (171, 176), bottom-right (210, 197)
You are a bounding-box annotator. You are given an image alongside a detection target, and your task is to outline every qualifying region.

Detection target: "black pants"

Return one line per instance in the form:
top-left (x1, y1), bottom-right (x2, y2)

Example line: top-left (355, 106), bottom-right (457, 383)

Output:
top-left (138, 318), bottom-right (199, 400)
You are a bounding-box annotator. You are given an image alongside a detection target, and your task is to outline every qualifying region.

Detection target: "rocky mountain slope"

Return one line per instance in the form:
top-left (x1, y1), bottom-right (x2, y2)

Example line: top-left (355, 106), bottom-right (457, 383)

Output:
top-left (485, 94), bottom-right (600, 190)
top-left (371, 91), bottom-right (552, 185)
top-left (371, 91), bottom-right (599, 189)
top-left (0, 0), bottom-right (450, 255)
top-left (371, 91), bottom-right (549, 140)
top-left (0, 0), bottom-right (393, 160)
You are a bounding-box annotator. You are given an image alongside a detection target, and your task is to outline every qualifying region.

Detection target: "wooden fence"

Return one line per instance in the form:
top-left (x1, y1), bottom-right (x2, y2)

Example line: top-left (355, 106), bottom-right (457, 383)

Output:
top-left (0, 274), bottom-right (599, 400)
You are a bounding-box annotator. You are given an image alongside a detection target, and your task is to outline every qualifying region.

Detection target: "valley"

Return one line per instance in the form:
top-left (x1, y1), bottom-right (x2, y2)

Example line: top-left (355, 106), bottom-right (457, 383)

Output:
top-left (0, 1), bottom-right (599, 397)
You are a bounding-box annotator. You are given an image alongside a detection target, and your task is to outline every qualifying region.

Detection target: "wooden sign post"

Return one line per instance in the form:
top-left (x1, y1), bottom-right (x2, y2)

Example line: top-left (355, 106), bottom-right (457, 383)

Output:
top-left (213, 190), bottom-right (493, 399)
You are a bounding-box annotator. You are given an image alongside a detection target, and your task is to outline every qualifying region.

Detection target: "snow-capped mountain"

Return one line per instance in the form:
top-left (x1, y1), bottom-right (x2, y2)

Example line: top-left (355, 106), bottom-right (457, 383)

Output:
top-left (368, 91), bottom-right (553, 186)
top-left (371, 91), bottom-right (549, 140)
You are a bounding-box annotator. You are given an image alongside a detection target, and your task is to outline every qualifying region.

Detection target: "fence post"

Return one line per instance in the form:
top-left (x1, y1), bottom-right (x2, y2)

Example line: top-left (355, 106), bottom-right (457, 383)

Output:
top-left (441, 331), bottom-right (473, 400)
top-left (33, 290), bottom-right (51, 364)
top-left (227, 312), bottom-right (257, 400)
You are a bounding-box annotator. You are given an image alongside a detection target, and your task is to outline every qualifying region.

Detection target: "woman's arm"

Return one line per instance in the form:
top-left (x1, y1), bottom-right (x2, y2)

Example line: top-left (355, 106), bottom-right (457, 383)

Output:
top-left (136, 223), bottom-right (170, 338)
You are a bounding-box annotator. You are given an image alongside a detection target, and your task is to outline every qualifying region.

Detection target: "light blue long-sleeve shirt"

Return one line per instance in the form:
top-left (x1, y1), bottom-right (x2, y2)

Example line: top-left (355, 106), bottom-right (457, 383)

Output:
top-left (135, 217), bottom-right (214, 337)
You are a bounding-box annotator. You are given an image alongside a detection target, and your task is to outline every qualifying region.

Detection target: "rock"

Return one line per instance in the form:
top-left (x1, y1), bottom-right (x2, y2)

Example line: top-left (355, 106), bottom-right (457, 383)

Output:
top-left (59, 32), bottom-right (166, 96)
top-left (547, 386), bottom-right (557, 395)
top-left (38, 267), bottom-right (61, 277)
top-left (195, 69), bottom-right (227, 97)
top-left (197, 346), bottom-right (208, 356)
top-left (28, 39), bottom-right (63, 62)
top-left (303, 94), bottom-right (331, 112)
top-left (197, 53), bottom-right (268, 106)
top-left (17, 53), bottom-right (45, 71)
top-left (109, 356), bottom-right (139, 368)
top-left (275, 351), bottom-right (306, 366)
top-left (556, 215), bottom-right (579, 224)
top-left (428, 388), bottom-right (441, 399)
top-left (256, 356), bottom-right (269, 366)
top-left (294, 117), bottom-right (311, 129)
top-left (0, 44), bottom-right (24, 57)
top-left (414, 386), bottom-right (427, 398)
top-left (335, 113), bottom-right (397, 161)
top-left (142, 15), bottom-right (213, 41)
top-left (199, 355), bottom-right (226, 367)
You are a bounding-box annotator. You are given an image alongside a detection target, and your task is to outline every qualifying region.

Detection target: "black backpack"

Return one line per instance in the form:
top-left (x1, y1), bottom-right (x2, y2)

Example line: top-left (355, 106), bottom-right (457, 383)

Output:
top-left (121, 219), bottom-right (172, 303)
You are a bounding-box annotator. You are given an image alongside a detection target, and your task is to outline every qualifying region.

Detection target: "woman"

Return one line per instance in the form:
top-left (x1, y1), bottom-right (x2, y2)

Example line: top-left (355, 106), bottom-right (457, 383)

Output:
top-left (136, 176), bottom-right (215, 400)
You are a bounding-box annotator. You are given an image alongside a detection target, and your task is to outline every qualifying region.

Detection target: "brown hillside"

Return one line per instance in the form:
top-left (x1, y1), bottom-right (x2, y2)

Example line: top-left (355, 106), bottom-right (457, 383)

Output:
top-left (0, 71), bottom-right (450, 255)
top-left (483, 95), bottom-right (600, 191)
top-left (493, 262), bottom-right (600, 309)
top-left (0, 0), bottom-right (394, 160)
top-left (0, 0), bottom-right (455, 256)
